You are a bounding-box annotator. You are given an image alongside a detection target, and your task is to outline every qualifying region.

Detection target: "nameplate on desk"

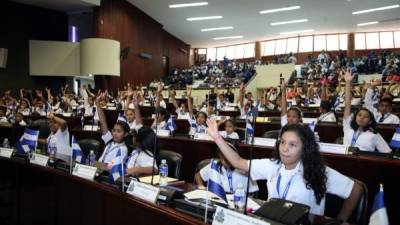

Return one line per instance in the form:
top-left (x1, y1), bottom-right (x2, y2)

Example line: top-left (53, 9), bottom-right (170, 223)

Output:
top-left (177, 114), bottom-right (190, 120)
top-left (222, 107), bottom-right (236, 111)
top-left (157, 130), bottom-right (171, 137)
top-left (307, 104), bottom-right (320, 108)
top-left (62, 113), bottom-right (72, 117)
top-left (393, 98), bottom-right (400, 103)
top-left (252, 137), bottom-right (276, 147)
top-left (83, 125), bottom-right (99, 131)
top-left (210, 115), bottom-right (230, 121)
top-left (72, 164), bottom-right (97, 180)
top-left (212, 206), bottom-right (270, 225)
top-left (256, 117), bottom-right (269, 123)
top-left (126, 180), bottom-right (160, 203)
top-left (194, 133), bottom-right (213, 141)
top-left (319, 142), bottom-right (347, 155)
top-left (0, 148), bottom-right (14, 158)
top-left (30, 153), bottom-right (49, 167)
top-left (107, 107), bottom-right (117, 110)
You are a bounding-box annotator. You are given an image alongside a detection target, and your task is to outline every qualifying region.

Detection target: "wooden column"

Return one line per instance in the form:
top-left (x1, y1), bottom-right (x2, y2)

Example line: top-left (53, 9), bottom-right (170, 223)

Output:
top-left (347, 33), bottom-right (355, 58)
top-left (255, 41), bottom-right (262, 60)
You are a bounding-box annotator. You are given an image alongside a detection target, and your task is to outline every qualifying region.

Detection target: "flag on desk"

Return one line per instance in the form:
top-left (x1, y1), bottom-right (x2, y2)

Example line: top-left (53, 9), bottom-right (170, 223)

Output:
top-left (16, 128), bottom-right (39, 154)
top-left (369, 184), bottom-right (389, 225)
top-left (166, 117), bottom-right (177, 133)
top-left (308, 120), bottom-right (316, 132)
top-left (188, 115), bottom-right (197, 129)
top-left (109, 148), bottom-right (125, 184)
top-left (246, 106), bottom-right (258, 136)
top-left (389, 127), bottom-right (400, 148)
top-left (207, 160), bottom-right (227, 202)
top-left (71, 136), bottom-right (85, 163)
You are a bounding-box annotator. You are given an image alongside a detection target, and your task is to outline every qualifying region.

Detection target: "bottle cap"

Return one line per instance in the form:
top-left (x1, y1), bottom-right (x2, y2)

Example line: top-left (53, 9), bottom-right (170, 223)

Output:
top-left (90, 150), bottom-right (94, 154)
top-left (237, 183), bottom-right (244, 189)
top-left (161, 159), bottom-right (166, 164)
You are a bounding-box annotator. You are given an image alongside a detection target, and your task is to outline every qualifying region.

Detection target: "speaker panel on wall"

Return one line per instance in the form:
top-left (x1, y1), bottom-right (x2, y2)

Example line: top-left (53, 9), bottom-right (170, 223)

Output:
top-left (0, 48), bottom-right (8, 68)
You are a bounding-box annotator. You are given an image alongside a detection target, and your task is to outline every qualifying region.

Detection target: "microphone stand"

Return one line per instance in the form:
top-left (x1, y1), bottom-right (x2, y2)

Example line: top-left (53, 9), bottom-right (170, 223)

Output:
top-left (150, 109), bottom-right (159, 186)
top-left (243, 110), bottom-right (257, 215)
top-left (91, 107), bottom-right (96, 139)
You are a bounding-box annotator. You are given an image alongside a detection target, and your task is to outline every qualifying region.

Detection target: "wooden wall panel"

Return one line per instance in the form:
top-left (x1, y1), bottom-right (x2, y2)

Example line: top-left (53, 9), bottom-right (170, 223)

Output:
top-left (94, 0), bottom-right (189, 92)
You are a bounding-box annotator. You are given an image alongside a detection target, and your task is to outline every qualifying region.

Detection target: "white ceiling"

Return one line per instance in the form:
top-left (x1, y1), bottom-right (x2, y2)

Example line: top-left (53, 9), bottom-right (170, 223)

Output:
top-left (128, 0), bottom-right (400, 48)
top-left (12, 0), bottom-right (100, 12)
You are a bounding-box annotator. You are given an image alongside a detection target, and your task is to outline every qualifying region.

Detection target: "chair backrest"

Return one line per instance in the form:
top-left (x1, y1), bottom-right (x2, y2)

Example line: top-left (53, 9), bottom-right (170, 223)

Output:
top-left (158, 150), bottom-right (182, 179)
top-left (324, 179), bottom-right (368, 225)
top-left (78, 138), bottom-right (102, 158)
top-left (262, 130), bottom-right (280, 139)
top-left (31, 119), bottom-right (50, 139)
top-left (195, 158), bottom-right (213, 173)
top-left (234, 128), bottom-right (246, 141)
top-left (335, 137), bottom-right (344, 144)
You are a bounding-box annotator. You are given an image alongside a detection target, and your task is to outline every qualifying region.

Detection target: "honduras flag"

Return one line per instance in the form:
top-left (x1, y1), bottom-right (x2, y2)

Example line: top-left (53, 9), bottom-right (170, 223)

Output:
top-left (207, 160), bottom-right (227, 202)
top-left (16, 128), bottom-right (39, 154)
top-left (389, 127), bottom-right (400, 148)
top-left (246, 106), bottom-right (258, 136)
top-left (109, 148), bottom-right (125, 183)
top-left (369, 185), bottom-right (389, 225)
top-left (308, 121), bottom-right (316, 132)
top-left (166, 117), bottom-right (177, 133)
top-left (117, 113), bottom-right (127, 124)
top-left (71, 136), bottom-right (85, 163)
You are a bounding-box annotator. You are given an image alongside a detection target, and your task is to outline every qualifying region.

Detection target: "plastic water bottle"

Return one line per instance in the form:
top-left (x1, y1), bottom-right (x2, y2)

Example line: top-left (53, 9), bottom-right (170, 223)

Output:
top-left (2, 138), bottom-right (10, 148)
top-left (88, 150), bottom-right (96, 166)
top-left (234, 183), bottom-right (246, 211)
top-left (159, 159), bottom-right (168, 186)
top-left (48, 138), bottom-right (57, 162)
top-left (314, 132), bottom-right (320, 143)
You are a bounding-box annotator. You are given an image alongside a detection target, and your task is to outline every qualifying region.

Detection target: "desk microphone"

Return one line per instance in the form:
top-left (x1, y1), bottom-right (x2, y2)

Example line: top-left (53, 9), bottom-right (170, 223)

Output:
top-left (244, 106), bottom-right (258, 214)
top-left (91, 107), bottom-right (97, 138)
top-left (150, 107), bottom-right (160, 186)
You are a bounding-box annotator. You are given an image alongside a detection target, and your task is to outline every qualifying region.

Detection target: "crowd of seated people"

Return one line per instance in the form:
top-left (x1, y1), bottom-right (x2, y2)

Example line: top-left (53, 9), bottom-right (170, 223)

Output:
top-left (161, 57), bottom-right (257, 88)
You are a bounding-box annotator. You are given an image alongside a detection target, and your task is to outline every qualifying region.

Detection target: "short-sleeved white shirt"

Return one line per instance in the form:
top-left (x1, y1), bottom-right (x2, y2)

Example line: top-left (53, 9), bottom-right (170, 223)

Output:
top-left (219, 131), bottom-right (239, 139)
top-left (47, 128), bottom-right (71, 161)
top-left (200, 162), bottom-right (258, 193)
top-left (99, 131), bottom-right (128, 163)
top-left (249, 159), bottom-right (354, 216)
top-left (343, 115), bottom-right (392, 153)
top-left (126, 149), bottom-right (157, 169)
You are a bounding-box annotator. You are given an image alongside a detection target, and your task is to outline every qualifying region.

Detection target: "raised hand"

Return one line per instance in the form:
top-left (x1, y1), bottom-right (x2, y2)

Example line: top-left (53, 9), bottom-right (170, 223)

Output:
top-left (344, 70), bottom-right (353, 82)
top-left (157, 83), bottom-right (163, 94)
top-left (186, 85), bottom-right (192, 97)
top-left (206, 119), bottom-right (219, 137)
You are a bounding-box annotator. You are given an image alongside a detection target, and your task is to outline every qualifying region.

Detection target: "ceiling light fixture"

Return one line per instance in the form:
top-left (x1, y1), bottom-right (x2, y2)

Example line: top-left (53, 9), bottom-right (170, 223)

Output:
top-left (260, 6), bottom-right (300, 14)
top-left (187, 16), bottom-right (223, 21)
top-left (271, 19), bottom-right (308, 26)
top-left (213, 36), bottom-right (243, 40)
top-left (357, 21), bottom-right (379, 26)
top-left (169, 2), bottom-right (208, 8)
top-left (201, 26), bottom-right (234, 32)
top-left (280, 29), bottom-right (314, 35)
top-left (352, 4), bottom-right (399, 15)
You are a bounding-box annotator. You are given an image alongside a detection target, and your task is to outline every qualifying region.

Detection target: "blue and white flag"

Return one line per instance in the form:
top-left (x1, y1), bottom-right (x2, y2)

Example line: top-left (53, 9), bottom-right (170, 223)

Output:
top-left (16, 128), bottom-right (39, 154)
top-left (207, 160), bottom-right (227, 202)
top-left (166, 117), bottom-right (177, 133)
top-left (246, 106), bottom-right (258, 136)
top-left (188, 115), bottom-right (197, 129)
top-left (308, 121), bottom-right (316, 132)
top-left (389, 127), bottom-right (400, 148)
top-left (117, 113), bottom-right (127, 124)
top-left (71, 136), bottom-right (85, 163)
top-left (369, 185), bottom-right (389, 225)
top-left (246, 120), bottom-right (254, 136)
top-left (109, 148), bottom-right (124, 183)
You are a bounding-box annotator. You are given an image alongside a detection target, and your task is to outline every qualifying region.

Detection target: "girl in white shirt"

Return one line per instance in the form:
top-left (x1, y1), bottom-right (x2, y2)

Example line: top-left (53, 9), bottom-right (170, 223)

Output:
top-left (187, 86), bottom-right (207, 134)
top-left (219, 119), bottom-right (239, 140)
top-left (95, 93), bottom-right (129, 164)
top-left (343, 71), bottom-right (392, 153)
top-left (318, 101), bottom-right (337, 122)
top-left (206, 119), bottom-right (362, 221)
top-left (281, 80), bottom-right (302, 127)
top-left (126, 127), bottom-right (158, 177)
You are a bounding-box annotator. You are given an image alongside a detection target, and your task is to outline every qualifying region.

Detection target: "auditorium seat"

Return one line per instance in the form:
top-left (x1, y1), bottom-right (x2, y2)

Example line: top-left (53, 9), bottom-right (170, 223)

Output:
top-left (262, 130), bottom-right (280, 139)
top-left (335, 137), bottom-right (344, 144)
top-left (78, 138), bottom-right (102, 158)
top-left (324, 179), bottom-right (368, 225)
top-left (158, 150), bottom-right (182, 179)
top-left (31, 119), bottom-right (50, 139)
top-left (234, 128), bottom-right (246, 140)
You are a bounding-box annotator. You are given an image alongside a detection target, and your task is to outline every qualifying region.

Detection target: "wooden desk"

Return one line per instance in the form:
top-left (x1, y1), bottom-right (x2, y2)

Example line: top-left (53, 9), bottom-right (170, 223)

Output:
top-left (0, 157), bottom-right (206, 225)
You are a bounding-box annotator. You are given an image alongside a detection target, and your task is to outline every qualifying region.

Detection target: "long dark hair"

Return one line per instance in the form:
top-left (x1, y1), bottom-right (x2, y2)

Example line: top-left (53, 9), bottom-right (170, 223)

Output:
top-left (134, 127), bottom-right (157, 158)
top-left (273, 124), bottom-right (327, 204)
top-left (350, 107), bottom-right (377, 133)
top-left (105, 121), bottom-right (131, 151)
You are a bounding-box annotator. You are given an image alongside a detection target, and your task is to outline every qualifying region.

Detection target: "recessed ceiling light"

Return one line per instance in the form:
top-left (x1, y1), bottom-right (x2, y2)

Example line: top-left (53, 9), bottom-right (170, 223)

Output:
top-left (260, 6), bottom-right (301, 14)
top-left (187, 16), bottom-right (223, 21)
top-left (201, 26), bottom-right (234, 32)
top-left (213, 36), bottom-right (243, 40)
top-left (271, 19), bottom-right (308, 26)
top-left (280, 29), bottom-right (314, 35)
top-left (169, 2), bottom-right (208, 8)
top-left (357, 21), bottom-right (379, 26)
top-left (352, 4), bottom-right (399, 15)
